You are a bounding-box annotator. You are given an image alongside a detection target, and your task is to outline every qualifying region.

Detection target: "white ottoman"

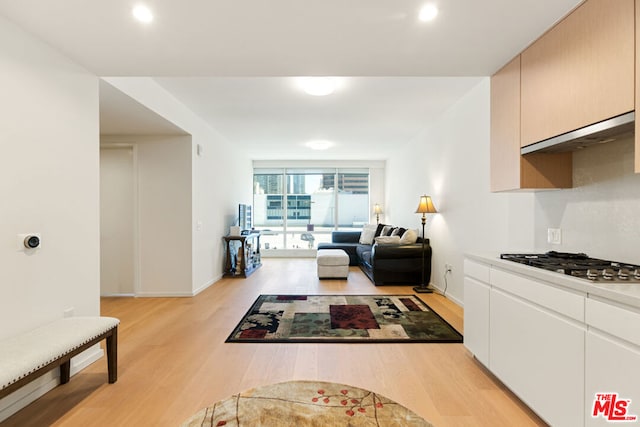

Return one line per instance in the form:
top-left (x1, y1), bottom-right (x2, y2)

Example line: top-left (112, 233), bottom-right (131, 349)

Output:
top-left (317, 249), bottom-right (350, 279)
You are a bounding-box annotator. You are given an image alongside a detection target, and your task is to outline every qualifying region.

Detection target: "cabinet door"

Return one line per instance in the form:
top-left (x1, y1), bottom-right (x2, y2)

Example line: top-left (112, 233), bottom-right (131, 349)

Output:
top-left (585, 332), bottom-right (640, 426)
top-left (521, 0), bottom-right (634, 147)
top-left (490, 288), bottom-right (584, 426)
top-left (463, 276), bottom-right (490, 366)
top-left (490, 57), bottom-right (572, 192)
top-left (490, 56), bottom-right (521, 192)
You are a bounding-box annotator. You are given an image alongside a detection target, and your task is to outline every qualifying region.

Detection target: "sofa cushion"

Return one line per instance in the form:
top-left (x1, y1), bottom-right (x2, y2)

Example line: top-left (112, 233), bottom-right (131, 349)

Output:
top-left (374, 223), bottom-right (386, 237)
top-left (359, 224), bottom-right (377, 244)
top-left (356, 245), bottom-right (372, 266)
top-left (400, 229), bottom-right (418, 244)
top-left (380, 225), bottom-right (393, 236)
top-left (375, 236), bottom-right (401, 245)
top-left (391, 227), bottom-right (406, 237)
top-left (331, 231), bottom-right (361, 243)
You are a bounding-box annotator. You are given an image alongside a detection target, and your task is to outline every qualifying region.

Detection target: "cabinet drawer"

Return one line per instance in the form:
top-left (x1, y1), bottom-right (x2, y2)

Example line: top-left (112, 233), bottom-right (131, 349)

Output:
top-left (490, 268), bottom-right (584, 321)
top-left (464, 259), bottom-right (490, 283)
top-left (586, 299), bottom-right (640, 347)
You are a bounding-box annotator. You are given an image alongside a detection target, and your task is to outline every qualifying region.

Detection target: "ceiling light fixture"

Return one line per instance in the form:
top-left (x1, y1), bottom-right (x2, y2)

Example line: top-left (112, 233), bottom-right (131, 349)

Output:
top-left (132, 5), bottom-right (153, 23)
top-left (298, 77), bottom-right (337, 96)
top-left (419, 4), bottom-right (439, 22)
top-left (305, 140), bottom-right (335, 150)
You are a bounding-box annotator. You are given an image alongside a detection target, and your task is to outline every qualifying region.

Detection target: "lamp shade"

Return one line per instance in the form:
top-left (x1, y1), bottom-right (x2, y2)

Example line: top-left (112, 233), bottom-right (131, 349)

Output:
top-left (415, 195), bottom-right (438, 214)
top-left (373, 204), bottom-right (382, 214)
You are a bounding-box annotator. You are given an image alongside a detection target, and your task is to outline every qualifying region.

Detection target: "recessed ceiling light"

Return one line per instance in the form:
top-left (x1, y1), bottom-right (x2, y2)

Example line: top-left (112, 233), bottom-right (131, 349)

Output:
top-left (305, 140), bottom-right (335, 150)
top-left (132, 5), bottom-right (153, 23)
top-left (419, 4), bottom-right (438, 22)
top-left (298, 77), bottom-right (338, 96)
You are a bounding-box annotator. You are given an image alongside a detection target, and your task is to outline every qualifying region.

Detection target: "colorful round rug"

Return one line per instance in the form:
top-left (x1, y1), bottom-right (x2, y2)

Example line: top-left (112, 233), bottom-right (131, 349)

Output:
top-left (182, 380), bottom-right (433, 426)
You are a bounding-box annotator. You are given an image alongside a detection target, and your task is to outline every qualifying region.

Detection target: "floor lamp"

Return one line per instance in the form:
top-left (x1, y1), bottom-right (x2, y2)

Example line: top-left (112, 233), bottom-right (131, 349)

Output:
top-left (413, 195), bottom-right (437, 294)
top-left (373, 204), bottom-right (382, 224)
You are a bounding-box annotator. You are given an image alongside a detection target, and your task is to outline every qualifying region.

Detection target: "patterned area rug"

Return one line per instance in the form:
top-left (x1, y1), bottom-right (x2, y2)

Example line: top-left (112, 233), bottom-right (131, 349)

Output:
top-left (226, 294), bottom-right (462, 343)
top-left (181, 380), bottom-right (433, 426)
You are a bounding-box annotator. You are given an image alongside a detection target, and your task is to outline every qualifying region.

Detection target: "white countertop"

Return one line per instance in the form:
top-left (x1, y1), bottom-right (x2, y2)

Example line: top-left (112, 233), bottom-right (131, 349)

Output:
top-left (466, 252), bottom-right (640, 310)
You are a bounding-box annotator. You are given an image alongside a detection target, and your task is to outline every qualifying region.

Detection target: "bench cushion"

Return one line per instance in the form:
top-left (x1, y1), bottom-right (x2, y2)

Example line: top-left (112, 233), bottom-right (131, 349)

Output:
top-left (0, 316), bottom-right (120, 391)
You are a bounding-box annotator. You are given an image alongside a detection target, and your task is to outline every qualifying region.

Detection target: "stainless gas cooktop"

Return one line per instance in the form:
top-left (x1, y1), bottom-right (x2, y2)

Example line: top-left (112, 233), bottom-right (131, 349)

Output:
top-left (500, 251), bottom-right (640, 283)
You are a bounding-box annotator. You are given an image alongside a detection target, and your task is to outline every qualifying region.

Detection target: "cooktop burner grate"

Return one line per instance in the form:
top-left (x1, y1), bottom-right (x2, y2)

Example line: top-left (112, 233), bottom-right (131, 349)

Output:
top-left (500, 252), bottom-right (640, 282)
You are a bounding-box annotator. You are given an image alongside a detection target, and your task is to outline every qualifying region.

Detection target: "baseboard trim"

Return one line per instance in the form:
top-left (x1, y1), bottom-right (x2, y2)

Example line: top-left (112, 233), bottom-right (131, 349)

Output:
top-left (193, 276), bottom-right (219, 296)
top-left (101, 293), bottom-right (135, 297)
top-left (430, 283), bottom-right (463, 307)
top-left (134, 291), bottom-right (194, 297)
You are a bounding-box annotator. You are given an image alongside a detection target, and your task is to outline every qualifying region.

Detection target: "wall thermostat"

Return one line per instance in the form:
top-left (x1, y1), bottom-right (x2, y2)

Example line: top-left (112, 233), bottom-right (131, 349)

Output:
top-left (16, 233), bottom-right (42, 252)
top-left (23, 234), bottom-right (40, 249)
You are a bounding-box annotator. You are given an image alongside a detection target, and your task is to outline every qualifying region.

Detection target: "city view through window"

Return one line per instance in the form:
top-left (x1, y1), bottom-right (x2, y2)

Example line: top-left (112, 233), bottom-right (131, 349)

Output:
top-left (253, 170), bottom-right (369, 250)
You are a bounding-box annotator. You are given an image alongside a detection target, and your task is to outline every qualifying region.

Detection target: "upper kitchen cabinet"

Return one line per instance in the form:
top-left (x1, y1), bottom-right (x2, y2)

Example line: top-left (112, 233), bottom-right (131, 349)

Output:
top-left (521, 0), bottom-right (635, 148)
top-left (490, 56), bottom-right (572, 192)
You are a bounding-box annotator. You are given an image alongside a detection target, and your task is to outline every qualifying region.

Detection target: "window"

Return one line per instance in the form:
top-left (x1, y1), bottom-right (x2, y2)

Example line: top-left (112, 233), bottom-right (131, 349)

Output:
top-left (253, 168), bottom-right (369, 250)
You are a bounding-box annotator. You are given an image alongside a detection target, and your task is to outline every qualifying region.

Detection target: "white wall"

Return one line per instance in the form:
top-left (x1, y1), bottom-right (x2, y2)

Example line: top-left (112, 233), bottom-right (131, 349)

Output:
top-left (534, 136), bottom-right (640, 264)
top-left (137, 136), bottom-right (192, 295)
top-left (0, 15), bottom-right (101, 420)
top-left (386, 79), bottom-right (535, 305)
top-left (0, 15), bottom-right (100, 336)
top-left (103, 78), bottom-right (253, 294)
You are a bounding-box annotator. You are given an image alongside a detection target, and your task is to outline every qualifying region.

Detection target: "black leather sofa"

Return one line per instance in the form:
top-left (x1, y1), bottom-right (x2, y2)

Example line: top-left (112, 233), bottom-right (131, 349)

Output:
top-left (317, 231), bottom-right (432, 286)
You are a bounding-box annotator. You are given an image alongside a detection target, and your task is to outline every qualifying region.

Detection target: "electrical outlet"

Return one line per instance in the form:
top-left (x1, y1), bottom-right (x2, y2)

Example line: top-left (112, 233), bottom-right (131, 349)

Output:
top-left (445, 264), bottom-right (452, 273)
top-left (547, 228), bottom-right (562, 244)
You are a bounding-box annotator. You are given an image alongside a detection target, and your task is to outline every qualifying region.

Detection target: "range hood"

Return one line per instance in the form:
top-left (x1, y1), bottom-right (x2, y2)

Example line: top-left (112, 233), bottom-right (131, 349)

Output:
top-left (521, 111), bottom-right (635, 155)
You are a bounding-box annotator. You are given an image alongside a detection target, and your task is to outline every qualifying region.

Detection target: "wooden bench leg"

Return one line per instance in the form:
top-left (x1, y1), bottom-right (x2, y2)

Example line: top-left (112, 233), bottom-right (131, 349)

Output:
top-left (60, 361), bottom-right (71, 384)
top-left (106, 327), bottom-right (118, 383)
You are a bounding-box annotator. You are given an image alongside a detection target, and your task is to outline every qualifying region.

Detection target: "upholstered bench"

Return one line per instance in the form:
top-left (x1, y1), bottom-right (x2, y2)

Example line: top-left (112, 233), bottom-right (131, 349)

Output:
top-left (0, 316), bottom-right (119, 400)
top-left (317, 249), bottom-right (350, 279)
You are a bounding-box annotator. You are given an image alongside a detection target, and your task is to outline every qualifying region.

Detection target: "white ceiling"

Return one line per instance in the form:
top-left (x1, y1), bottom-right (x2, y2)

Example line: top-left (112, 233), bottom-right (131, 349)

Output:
top-left (0, 0), bottom-right (583, 159)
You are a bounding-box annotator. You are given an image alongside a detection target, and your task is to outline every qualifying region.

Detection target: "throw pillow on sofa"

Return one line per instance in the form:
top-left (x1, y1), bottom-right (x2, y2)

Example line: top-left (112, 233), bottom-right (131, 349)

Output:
top-left (391, 227), bottom-right (406, 237)
top-left (374, 235), bottom-right (401, 245)
top-left (380, 225), bottom-right (393, 236)
top-left (359, 224), bottom-right (378, 245)
top-left (399, 228), bottom-right (418, 244)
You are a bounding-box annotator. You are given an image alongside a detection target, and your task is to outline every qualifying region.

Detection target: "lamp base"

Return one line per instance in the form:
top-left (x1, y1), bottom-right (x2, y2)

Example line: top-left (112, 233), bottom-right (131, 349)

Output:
top-left (413, 285), bottom-right (433, 294)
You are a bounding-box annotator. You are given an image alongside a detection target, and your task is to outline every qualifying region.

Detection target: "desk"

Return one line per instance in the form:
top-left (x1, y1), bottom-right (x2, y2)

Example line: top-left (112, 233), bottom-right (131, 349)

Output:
top-left (223, 233), bottom-right (261, 277)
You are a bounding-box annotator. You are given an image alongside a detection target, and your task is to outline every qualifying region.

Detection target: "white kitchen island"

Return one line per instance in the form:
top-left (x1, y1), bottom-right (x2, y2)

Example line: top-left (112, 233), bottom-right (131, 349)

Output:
top-left (464, 253), bottom-right (640, 427)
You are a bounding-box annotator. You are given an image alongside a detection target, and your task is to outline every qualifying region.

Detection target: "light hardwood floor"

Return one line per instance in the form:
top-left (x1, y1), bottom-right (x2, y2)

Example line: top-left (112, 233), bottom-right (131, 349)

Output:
top-left (3, 259), bottom-right (547, 426)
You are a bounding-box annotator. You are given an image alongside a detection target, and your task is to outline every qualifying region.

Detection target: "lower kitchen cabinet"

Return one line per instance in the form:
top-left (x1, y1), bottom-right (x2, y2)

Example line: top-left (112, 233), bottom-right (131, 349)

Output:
top-left (490, 288), bottom-right (585, 426)
top-left (585, 298), bottom-right (640, 426)
top-left (463, 275), bottom-right (490, 366)
top-left (465, 255), bottom-right (640, 426)
top-left (586, 332), bottom-right (640, 426)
